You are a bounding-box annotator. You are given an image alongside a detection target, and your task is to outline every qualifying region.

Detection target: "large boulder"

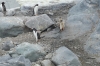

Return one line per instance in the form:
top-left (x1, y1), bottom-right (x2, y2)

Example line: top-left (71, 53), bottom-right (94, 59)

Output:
top-left (10, 42), bottom-right (46, 62)
top-left (84, 22), bottom-right (100, 62)
top-left (52, 46), bottom-right (81, 66)
top-left (0, 17), bottom-right (24, 38)
top-left (61, 0), bottom-right (100, 40)
top-left (25, 14), bottom-right (54, 30)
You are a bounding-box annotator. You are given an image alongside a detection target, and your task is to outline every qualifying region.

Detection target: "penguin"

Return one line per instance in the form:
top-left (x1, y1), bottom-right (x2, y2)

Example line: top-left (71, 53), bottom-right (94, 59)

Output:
top-left (1, 2), bottom-right (6, 16)
top-left (59, 19), bottom-right (65, 31)
top-left (33, 28), bottom-right (41, 43)
top-left (33, 4), bottom-right (39, 16)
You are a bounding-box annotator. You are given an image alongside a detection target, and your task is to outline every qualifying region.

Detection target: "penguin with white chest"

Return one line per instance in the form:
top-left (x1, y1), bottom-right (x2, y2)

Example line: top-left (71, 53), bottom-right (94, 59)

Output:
top-left (1, 2), bottom-right (6, 16)
top-left (33, 4), bottom-right (39, 16)
top-left (33, 28), bottom-right (41, 43)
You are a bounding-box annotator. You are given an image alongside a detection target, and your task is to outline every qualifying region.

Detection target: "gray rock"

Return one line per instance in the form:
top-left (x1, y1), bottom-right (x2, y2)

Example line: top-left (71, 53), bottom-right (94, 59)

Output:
top-left (0, 12), bottom-right (3, 16)
top-left (11, 42), bottom-right (46, 62)
top-left (6, 7), bottom-right (20, 16)
top-left (52, 46), bottom-right (81, 66)
top-left (2, 40), bottom-right (15, 51)
top-left (25, 14), bottom-right (54, 30)
top-left (84, 22), bottom-right (100, 62)
top-left (0, 63), bottom-right (11, 66)
top-left (41, 60), bottom-right (55, 66)
top-left (0, 54), bottom-right (11, 62)
top-left (0, 17), bottom-right (24, 38)
top-left (20, 3), bottom-right (74, 16)
top-left (41, 27), bottom-right (60, 38)
top-left (61, 0), bottom-right (100, 40)
top-left (38, 3), bottom-right (74, 16)
top-left (34, 64), bottom-right (41, 66)
top-left (7, 55), bottom-right (31, 66)
top-left (57, 64), bottom-right (66, 66)
top-left (20, 4), bottom-right (33, 16)
top-left (0, 0), bottom-right (20, 9)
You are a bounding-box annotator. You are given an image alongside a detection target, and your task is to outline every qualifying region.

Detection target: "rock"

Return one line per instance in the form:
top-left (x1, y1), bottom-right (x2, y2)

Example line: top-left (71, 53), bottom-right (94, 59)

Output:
top-left (11, 42), bottom-right (46, 62)
top-left (20, 4), bottom-right (33, 16)
top-left (7, 55), bottom-right (31, 66)
top-left (25, 14), bottom-right (54, 30)
top-left (52, 46), bottom-right (81, 66)
top-left (39, 3), bottom-right (74, 16)
top-left (34, 64), bottom-right (41, 66)
top-left (0, 0), bottom-right (20, 9)
top-left (0, 49), bottom-right (7, 56)
top-left (2, 40), bottom-right (15, 51)
top-left (0, 63), bottom-right (10, 66)
top-left (57, 64), bottom-right (66, 66)
top-left (20, 3), bottom-right (74, 16)
top-left (84, 23), bottom-right (100, 62)
top-left (0, 12), bottom-right (3, 16)
top-left (6, 9), bottom-right (16, 16)
top-left (0, 17), bottom-right (24, 38)
top-left (0, 54), bottom-right (11, 62)
top-left (6, 7), bottom-right (21, 16)
top-left (41, 27), bottom-right (60, 38)
top-left (60, 0), bottom-right (100, 40)
top-left (41, 60), bottom-right (55, 66)
top-left (45, 53), bottom-right (53, 59)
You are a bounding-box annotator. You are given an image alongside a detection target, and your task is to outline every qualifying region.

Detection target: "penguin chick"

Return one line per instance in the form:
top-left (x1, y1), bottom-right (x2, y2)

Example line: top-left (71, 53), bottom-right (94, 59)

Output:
top-left (33, 4), bottom-right (39, 16)
top-left (33, 28), bottom-right (41, 43)
top-left (59, 19), bottom-right (65, 31)
top-left (1, 2), bottom-right (6, 16)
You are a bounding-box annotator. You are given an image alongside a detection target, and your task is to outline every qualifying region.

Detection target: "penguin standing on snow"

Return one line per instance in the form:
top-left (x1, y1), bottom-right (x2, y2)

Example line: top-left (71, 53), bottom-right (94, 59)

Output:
top-left (1, 2), bottom-right (6, 16)
top-left (33, 28), bottom-right (41, 43)
top-left (33, 4), bottom-right (39, 16)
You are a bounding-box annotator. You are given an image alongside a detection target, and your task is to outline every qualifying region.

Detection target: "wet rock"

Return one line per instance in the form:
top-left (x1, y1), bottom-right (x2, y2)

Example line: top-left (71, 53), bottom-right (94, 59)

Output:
top-left (41, 60), bottom-right (55, 66)
top-left (11, 42), bottom-right (46, 62)
top-left (25, 14), bottom-right (54, 30)
top-left (52, 46), bottom-right (81, 66)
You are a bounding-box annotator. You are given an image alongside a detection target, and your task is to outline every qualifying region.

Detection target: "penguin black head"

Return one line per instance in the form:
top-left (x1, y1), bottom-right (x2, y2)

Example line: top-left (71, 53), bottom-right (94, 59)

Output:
top-left (33, 28), bottom-right (37, 32)
top-left (35, 4), bottom-right (38, 6)
top-left (2, 2), bottom-right (5, 5)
